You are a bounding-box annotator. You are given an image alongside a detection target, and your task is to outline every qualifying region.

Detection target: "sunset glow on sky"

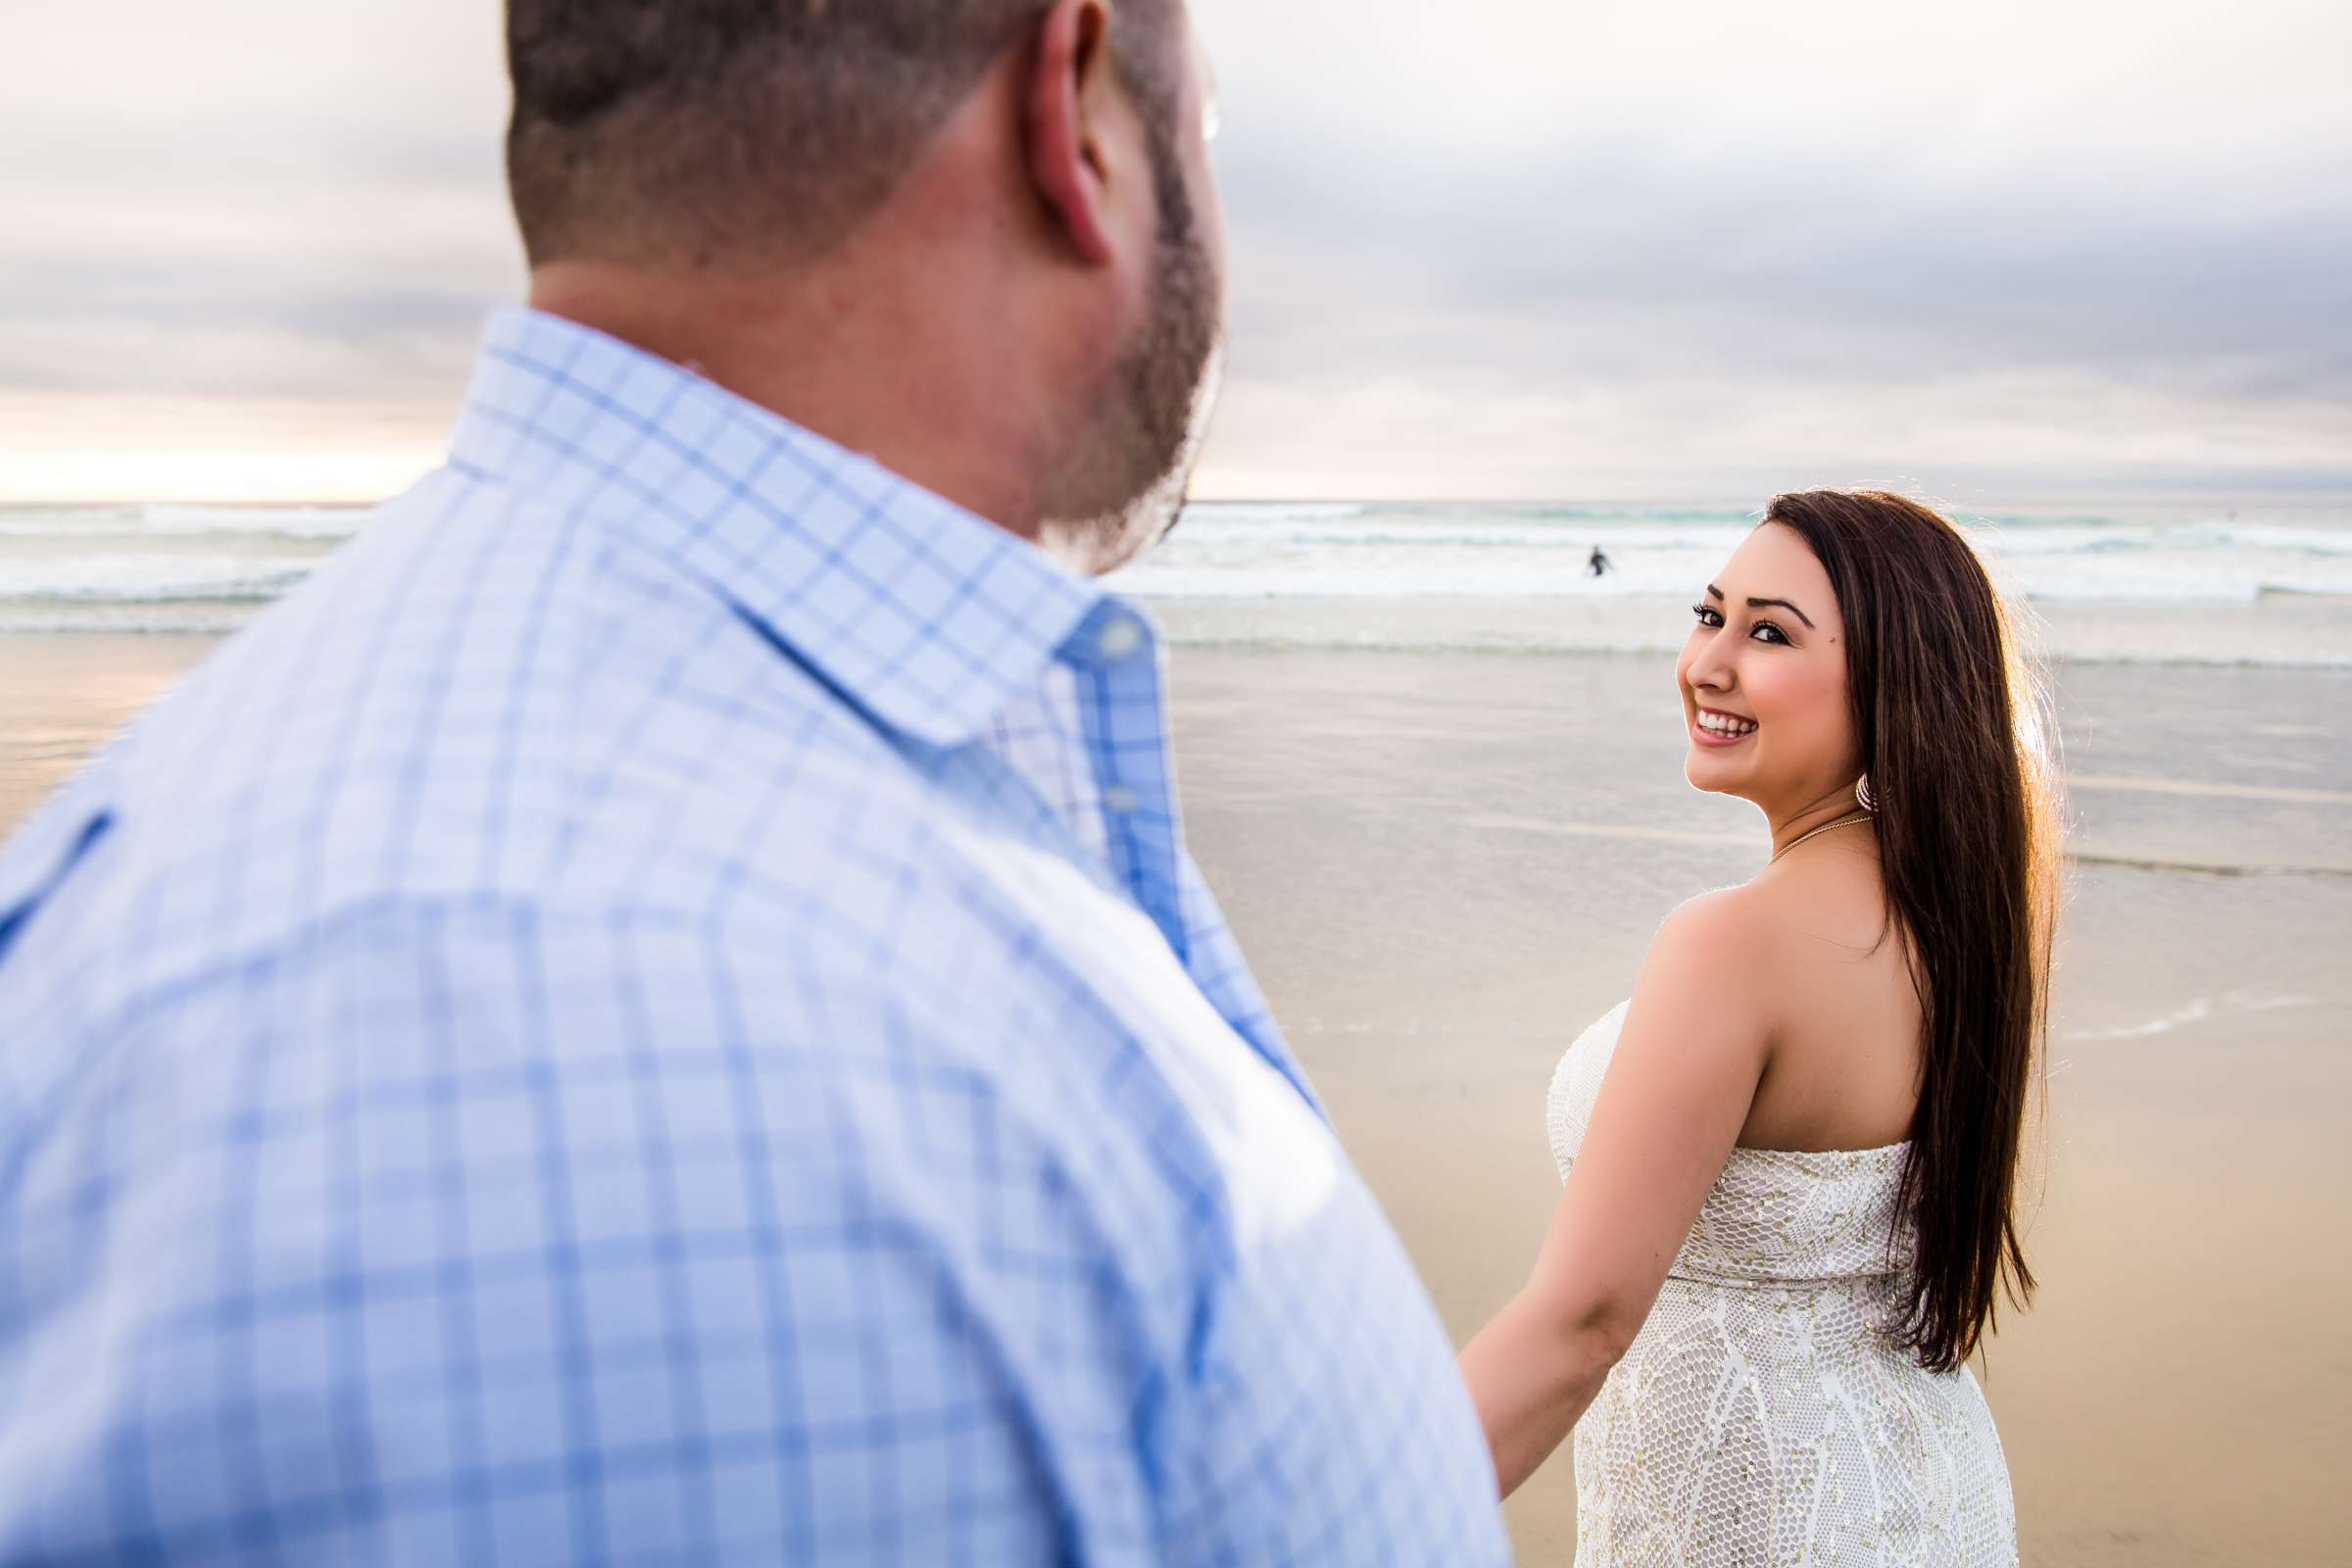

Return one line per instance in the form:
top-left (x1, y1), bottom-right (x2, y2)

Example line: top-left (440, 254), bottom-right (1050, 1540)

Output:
top-left (6, 0), bottom-right (2347, 504)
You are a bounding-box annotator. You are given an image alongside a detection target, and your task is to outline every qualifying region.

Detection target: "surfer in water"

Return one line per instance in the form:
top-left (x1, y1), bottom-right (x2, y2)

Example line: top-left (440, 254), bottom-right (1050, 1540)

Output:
top-left (1589, 544), bottom-right (1614, 578)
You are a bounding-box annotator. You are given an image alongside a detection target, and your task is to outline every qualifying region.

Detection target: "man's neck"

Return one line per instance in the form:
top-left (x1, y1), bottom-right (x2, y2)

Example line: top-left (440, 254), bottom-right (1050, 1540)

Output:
top-left (526, 260), bottom-right (1048, 540)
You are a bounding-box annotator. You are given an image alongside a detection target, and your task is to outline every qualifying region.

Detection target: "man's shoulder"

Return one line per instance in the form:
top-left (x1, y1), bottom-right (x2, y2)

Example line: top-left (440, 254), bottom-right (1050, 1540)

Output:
top-left (0, 755), bottom-right (999, 1084)
top-left (0, 877), bottom-right (1138, 1170)
top-left (0, 464), bottom-right (959, 1008)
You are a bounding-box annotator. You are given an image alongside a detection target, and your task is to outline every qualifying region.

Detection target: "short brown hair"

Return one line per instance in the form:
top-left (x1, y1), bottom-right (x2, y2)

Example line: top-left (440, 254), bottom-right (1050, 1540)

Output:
top-left (507, 0), bottom-right (1180, 268)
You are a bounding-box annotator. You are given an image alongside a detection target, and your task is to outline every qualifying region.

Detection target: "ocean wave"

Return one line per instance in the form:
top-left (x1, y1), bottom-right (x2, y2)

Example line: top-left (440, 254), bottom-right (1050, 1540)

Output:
top-left (1112, 571), bottom-right (1704, 600)
top-left (1185, 502), bottom-right (1765, 527)
top-left (9, 500), bottom-right (2346, 561)
top-left (1165, 520), bottom-right (1749, 552)
top-left (1184, 501), bottom-right (1369, 524)
top-left (0, 507), bottom-right (147, 537)
top-left (0, 554), bottom-right (318, 604)
top-left (138, 504), bottom-right (368, 539)
top-left (0, 607), bottom-right (264, 634)
top-left (0, 505), bottom-right (368, 541)
top-left (1972, 521), bottom-right (2352, 560)
top-left (1113, 569), bottom-right (2340, 606)
top-left (1162, 510), bottom-right (2352, 564)
top-left (6, 614), bottom-right (2338, 667)
top-left (1145, 629), bottom-right (2352, 671)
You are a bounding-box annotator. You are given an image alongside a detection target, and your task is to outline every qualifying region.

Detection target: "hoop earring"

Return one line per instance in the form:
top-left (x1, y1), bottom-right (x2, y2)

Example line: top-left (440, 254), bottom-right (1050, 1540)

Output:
top-left (1855, 773), bottom-right (1876, 812)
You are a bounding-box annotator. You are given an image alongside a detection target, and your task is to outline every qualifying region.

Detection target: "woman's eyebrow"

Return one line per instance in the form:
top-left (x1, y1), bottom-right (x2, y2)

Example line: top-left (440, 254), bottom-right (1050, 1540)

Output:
top-left (1745, 596), bottom-right (1816, 629)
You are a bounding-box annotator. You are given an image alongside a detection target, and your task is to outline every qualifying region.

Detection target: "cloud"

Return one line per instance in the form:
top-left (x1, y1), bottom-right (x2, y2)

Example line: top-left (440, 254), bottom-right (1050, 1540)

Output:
top-left (1185, 131), bottom-right (2352, 494)
top-left (1182, 0), bottom-right (2352, 495)
top-left (3, 0), bottom-right (2345, 500)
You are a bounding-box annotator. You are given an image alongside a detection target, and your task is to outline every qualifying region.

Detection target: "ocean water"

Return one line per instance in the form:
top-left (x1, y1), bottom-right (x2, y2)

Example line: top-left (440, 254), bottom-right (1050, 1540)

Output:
top-left (3, 497), bottom-right (2349, 665)
top-left (0, 504), bottom-right (361, 634)
top-left (1128, 499), bottom-right (2352, 604)
top-left (1118, 499), bottom-right (2352, 669)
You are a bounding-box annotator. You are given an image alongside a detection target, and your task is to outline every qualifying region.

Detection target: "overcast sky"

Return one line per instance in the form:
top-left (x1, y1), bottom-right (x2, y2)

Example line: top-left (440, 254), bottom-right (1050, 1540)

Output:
top-left (4, 0), bottom-right (2347, 502)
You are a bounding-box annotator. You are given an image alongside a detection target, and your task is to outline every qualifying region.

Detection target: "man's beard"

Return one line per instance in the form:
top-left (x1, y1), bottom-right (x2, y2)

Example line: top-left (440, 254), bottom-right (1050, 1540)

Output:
top-left (1036, 121), bottom-right (1224, 576)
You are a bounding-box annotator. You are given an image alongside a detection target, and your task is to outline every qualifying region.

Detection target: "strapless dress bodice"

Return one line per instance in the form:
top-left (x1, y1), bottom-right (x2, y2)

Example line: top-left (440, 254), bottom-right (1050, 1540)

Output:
top-left (1545, 1000), bottom-right (1915, 1293)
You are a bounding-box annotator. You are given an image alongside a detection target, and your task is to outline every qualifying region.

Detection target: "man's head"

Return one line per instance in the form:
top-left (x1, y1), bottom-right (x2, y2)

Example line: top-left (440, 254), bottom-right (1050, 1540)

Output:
top-left (506, 0), bottom-right (1226, 571)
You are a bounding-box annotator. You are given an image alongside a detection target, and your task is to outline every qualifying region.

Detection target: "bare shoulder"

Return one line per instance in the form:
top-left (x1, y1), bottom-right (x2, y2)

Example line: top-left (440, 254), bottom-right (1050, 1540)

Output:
top-left (1619, 885), bottom-right (1782, 1074)
top-left (1630, 879), bottom-right (1840, 1055)
top-left (1617, 859), bottom-right (1913, 1152)
top-left (1641, 884), bottom-right (1776, 983)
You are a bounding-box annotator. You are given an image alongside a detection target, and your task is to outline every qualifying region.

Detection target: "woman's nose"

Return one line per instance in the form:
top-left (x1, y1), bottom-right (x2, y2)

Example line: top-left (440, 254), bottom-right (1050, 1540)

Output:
top-left (1687, 632), bottom-right (1736, 691)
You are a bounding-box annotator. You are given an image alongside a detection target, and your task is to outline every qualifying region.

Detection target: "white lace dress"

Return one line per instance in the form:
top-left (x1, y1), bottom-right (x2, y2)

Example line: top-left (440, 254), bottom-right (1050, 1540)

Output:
top-left (1546, 1003), bottom-right (2018, 1566)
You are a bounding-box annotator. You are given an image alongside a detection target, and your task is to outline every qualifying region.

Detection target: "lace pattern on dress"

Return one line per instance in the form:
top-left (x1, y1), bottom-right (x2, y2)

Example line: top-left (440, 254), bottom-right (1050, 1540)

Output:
top-left (1544, 1002), bottom-right (2018, 1567)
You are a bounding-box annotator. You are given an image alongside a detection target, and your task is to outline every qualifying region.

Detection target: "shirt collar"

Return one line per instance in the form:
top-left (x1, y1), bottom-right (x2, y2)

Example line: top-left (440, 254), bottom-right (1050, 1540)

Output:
top-left (446, 307), bottom-right (1124, 751)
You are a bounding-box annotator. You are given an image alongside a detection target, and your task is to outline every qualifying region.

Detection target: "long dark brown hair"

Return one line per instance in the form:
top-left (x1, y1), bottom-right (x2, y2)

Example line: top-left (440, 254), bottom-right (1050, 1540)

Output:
top-left (1764, 490), bottom-right (2061, 1373)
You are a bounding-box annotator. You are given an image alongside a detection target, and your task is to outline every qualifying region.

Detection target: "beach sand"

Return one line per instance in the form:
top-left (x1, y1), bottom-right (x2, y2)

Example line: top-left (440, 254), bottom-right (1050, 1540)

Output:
top-left (0, 633), bottom-right (215, 831)
top-left (4, 630), bottom-right (2349, 1563)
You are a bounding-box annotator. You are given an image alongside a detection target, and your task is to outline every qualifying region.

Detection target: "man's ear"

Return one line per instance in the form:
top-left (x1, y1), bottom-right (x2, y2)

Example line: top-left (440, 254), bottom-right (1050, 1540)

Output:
top-left (1023, 0), bottom-right (1118, 265)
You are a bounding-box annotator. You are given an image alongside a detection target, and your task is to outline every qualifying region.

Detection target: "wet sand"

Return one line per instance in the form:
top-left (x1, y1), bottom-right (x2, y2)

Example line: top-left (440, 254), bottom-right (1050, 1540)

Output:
top-left (0, 633), bottom-right (215, 831)
top-left (4, 632), bottom-right (2349, 1562)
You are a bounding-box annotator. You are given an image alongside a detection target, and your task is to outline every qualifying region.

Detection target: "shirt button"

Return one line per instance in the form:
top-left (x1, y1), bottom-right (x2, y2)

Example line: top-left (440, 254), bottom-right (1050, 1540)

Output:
top-left (1102, 785), bottom-right (1142, 813)
top-left (1096, 616), bottom-right (1145, 661)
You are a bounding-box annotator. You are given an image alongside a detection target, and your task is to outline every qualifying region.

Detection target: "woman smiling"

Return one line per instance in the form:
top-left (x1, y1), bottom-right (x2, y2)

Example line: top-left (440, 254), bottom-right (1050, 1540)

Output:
top-left (1461, 490), bottom-right (2063, 1565)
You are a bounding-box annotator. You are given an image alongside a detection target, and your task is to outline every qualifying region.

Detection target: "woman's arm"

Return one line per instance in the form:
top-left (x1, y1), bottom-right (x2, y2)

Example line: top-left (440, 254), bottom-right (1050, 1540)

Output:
top-left (1457, 891), bottom-right (1773, 1497)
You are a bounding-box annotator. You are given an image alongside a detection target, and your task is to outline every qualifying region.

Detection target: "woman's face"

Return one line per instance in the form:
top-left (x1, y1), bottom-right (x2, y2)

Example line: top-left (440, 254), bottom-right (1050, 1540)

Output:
top-left (1677, 522), bottom-right (1860, 813)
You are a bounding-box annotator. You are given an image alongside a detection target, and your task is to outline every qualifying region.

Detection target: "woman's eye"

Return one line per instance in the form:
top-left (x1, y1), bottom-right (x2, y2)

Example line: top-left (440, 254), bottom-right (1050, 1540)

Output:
top-left (1751, 621), bottom-right (1788, 645)
top-left (1691, 604), bottom-right (1724, 628)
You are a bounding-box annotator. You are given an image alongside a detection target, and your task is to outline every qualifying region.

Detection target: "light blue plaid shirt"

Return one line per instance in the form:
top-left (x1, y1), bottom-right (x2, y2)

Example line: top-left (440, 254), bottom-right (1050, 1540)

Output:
top-left (0, 310), bottom-right (1508, 1564)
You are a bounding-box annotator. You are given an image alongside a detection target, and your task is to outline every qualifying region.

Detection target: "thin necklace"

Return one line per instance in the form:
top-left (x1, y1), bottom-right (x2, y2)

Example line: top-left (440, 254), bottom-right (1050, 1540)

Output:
top-left (1771, 810), bottom-right (1875, 863)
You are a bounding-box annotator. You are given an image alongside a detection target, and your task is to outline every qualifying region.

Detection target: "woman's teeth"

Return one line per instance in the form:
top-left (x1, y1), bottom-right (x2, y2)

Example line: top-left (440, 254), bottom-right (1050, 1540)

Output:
top-left (1697, 710), bottom-right (1757, 738)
